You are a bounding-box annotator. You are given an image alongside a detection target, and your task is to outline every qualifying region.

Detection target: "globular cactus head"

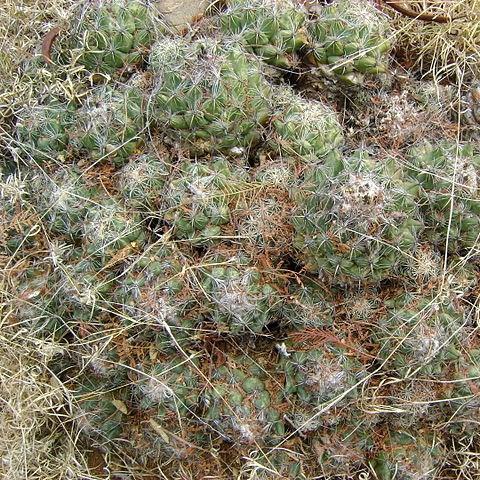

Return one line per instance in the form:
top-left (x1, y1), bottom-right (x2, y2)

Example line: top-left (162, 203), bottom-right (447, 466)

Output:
top-left (16, 100), bottom-right (74, 162)
top-left (312, 420), bottom-right (374, 477)
top-left (198, 246), bottom-right (283, 334)
top-left (272, 86), bottom-right (343, 161)
top-left (135, 356), bottom-right (201, 416)
top-left (374, 290), bottom-right (466, 378)
top-left (406, 141), bottom-right (480, 254)
top-left (442, 349), bottom-right (480, 411)
top-left (71, 81), bottom-right (144, 165)
top-left (220, 0), bottom-right (308, 68)
top-left (236, 159), bottom-right (296, 258)
top-left (12, 266), bottom-right (67, 338)
top-left (82, 198), bottom-right (146, 262)
top-left (115, 241), bottom-right (198, 352)
top-left (281, 279), bottom-right (333, 329)
top-left (279, 338), bottom-right (365, 432)
top-left (117, 151), bottom-right (171, 209)
top-left (59, 256), bottom-right (117, 320)
top-left (66, 0), bottom-right (163, 75)
top-left (370, 430), bottom-right (444, 480)
top-left (202, 354), bottom-right (284, 445)
top-left (162, 158), bottom-right (249, 245)
top-left (306, 0), bottom-right (391, 85)
top-left (74, 374), bottom-right (129, 444)
top-left (150, 38), bottom-right (272, 155)
top-left (32, 167), bottom-right (98, 238)
top-left (293, 151), bottom-right (424, 284)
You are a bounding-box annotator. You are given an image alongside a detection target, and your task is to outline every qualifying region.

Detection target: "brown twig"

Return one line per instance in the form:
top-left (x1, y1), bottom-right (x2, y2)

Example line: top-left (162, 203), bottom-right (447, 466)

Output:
top-left (42, 26), bottom-right (61, 64)
top-left (383, 1), bottom-right (454, 23)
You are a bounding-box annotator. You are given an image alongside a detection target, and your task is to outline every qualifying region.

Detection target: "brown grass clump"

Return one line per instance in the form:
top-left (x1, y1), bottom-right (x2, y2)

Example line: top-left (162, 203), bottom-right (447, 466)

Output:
top-left (386, 0), bottom-right (480, 81)
top-left (0, 327), bottom-right (86, 479)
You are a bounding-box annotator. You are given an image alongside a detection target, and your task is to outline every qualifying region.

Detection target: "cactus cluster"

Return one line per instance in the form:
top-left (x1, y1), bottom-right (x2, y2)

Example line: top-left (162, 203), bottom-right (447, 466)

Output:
top-left (5, 0), bottom-right (480, 478)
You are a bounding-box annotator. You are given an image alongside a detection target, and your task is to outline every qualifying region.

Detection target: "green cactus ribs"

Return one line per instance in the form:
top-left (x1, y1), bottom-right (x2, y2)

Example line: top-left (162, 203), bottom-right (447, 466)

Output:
top-left (64, 0), bottom-right (162, 76)
top-left (71, 80), bottom-right (145, 166)
top-left (150, 38), bottom-right (272, 155)
top-left (406, 141), bottom-right (480, 254)
top-left (220, 0), bottom-right (308, 69)
top-left (374, 289), bottom-right (466, 378)
top-left (293, 151), bottom-right (423, 283)
top-left (272, 86), bottom-right (343, 161)
top-left (306, 0), bottom-right (391, 85)
top-left (161, 158), bottom-right (250, 246)
top-left (16, 100), bottom-right (75, 163)
top-left (198, 246), bottom-right (283, 334)
top-left (201, 353), bottom-right (285, 445)
top-left (278, 335), bottom-right (366, 433)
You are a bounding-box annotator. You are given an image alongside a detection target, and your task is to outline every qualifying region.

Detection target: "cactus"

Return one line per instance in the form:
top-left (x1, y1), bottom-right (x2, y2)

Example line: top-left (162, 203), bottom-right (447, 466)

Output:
top-left (306, 0), bottom-right (391, 85)
top-left (74, 374), bottom-right (129, 444)
top-left (162, 158), bottom-right (249, 245)
top-left (115, 241), bottom-right (198, 351)
top-left (150, 38), bottom-right (272, 155)
top-left (117, 151), bottom-right (171, 209)
top-left (312, 420), bottom-right (374, 477)
top-left (32, 167), bottom-right (98, 238)
top-left (406, 142), bottom-right (480, 254)
top-left (82, 198), bottom-right (146, 262)
top-left (0, 173), bottom-right (41, 255)
top-left (12, 266), bottom-right (67, 338)
top-left (220, 0), bottom-right (308, 68)
top-left (66, 0), bottom-right (160, 75)
top-left (16, 100), bottom-right (74, 162)
top-left (202, 354), bottom-right (284, 445)
top-left (198, 247), bottom-right (282, 334)
top-left (272, 86), bottom-right (343, 161)
top-left (279, 339), bottom-right (365, 433)
top-left (236, 159), bottom-right (296, 257)
top-left (71, 81), bottom-right (144, 165)
top-left (293, 151), bottom-right (424, 283)
top-left (370, 431), bottom-right (444, 480)
top-left (132, 355), bottom-right (205, 461)
top-left (135, 355), bottom-right (201, 414)
top-left (374, 290), bottom-right (465, 378)
top-left (59, 256), bottom-right (117, 321)
top-left (240, 448), bottom-right (306, 479)
top-left (281, 279), bottom-right (333, 329)
top-left (442, 350), bottom-right (480, 411)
